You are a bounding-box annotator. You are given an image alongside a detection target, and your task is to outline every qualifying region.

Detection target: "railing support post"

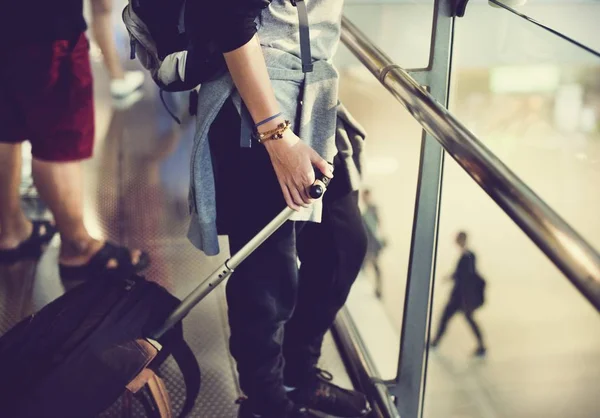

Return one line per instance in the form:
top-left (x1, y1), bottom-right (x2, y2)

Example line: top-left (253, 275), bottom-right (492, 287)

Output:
top-left (391, 0), bottom-right (455, 417)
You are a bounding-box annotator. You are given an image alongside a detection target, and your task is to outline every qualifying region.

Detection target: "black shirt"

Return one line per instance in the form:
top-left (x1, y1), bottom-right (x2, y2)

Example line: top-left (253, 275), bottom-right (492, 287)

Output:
top-left (201, 0), bottom-right (271, 52)
top-left (3, 0), bottom-right (267, 51)
top-left (2, 0), bottom-right (86, 45)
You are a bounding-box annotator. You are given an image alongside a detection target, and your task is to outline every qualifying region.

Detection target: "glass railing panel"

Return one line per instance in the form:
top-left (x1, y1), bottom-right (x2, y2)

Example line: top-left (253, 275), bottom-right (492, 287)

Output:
top-left (425, 3), bottom-right (600, 418)
top-left (334, 63), bottom-right (426, 381)
top-left (338, 0), bottom-right (435, 71)
top-left (331, 0), bottom-right (438, 382)
top-left (448, 1), bottom-right (600, 250)
top-left (489, 0), bottom-right (600, 55)
top-left (424, 155), bottom-right (600, 418)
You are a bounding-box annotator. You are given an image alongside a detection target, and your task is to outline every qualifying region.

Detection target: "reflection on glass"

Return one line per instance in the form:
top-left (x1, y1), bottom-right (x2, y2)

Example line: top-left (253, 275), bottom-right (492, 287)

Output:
top-left (335, 0), bottom-right (435, 374)
top-left (338, 1), bottom-right (434, 70)
top-left (336, 67), bottom-right (422, 380)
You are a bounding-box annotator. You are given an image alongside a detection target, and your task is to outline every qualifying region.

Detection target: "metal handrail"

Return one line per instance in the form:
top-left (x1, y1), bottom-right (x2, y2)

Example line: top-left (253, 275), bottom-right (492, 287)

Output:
top-left (333, 309), bottom-right (400, 418)
top-left (340, 15), bottom-right (600, 311)
top-left (333, 13), bottom-right (600, 418)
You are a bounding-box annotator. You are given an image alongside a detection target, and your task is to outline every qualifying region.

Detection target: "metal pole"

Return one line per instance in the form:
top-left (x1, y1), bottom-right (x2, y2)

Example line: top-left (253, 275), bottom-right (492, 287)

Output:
top-left (227, 207), bottom-right (295, 269)
top-left (333, 308), bottom-right (401, 418)
top-left (150, 207), bottom-right (294, 339)
top-left (391, 0), bottom-right (454, 416)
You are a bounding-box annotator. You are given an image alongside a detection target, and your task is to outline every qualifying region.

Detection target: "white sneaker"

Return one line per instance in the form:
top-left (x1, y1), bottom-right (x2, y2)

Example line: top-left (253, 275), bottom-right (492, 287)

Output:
top-left (112, 90), bottom-right (144, 110)
top-left (110, 71), bottom-right (145, 99)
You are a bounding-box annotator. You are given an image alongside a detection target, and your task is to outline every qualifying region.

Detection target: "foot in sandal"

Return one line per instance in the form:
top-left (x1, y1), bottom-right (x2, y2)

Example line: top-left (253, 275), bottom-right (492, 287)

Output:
top-left (59, 238), bottom-right (150, 281)
top-left (0, 219), bottom-right (57, 263)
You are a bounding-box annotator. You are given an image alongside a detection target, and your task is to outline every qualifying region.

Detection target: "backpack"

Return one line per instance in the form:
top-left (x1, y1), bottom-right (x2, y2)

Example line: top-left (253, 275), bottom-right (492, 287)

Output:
top-left (122, 0), bottom-right (313, 93)
top-left (471, 274), bottom-right (486, 310)
top-left (0, 275), bottom-right (200, 418)
top-left (462, 274), bottom-right (486, 313)
top-left (122, 0), bottom-right (229, 92)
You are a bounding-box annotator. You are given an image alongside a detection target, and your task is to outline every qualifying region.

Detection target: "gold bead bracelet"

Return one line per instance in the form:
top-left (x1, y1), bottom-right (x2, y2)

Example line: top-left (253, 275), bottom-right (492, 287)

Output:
top-left (256, 120), bottom-right (291, 144)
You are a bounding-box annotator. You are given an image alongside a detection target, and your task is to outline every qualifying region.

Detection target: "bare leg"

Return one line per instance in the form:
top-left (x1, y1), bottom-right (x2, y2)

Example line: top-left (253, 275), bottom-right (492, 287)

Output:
top-left (0, 143), bottom-right (32, 249)
top-left (31, 157), bottom-right (140, 266)
top-left (90, 0), bottom-right (124, 80)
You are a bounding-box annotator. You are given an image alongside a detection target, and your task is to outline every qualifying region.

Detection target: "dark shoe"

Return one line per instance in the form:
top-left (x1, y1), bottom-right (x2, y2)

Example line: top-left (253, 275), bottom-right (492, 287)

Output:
top-left (59, 241), bottom-right (150, 281)
top-left (287, 369), bottom-right (370, 418)
top-left (237, 397), bottom-right (320, 418)
top-left (473, 346), bottom-right (487, 357)
top-left (0, 220), bottom-right (56, 263)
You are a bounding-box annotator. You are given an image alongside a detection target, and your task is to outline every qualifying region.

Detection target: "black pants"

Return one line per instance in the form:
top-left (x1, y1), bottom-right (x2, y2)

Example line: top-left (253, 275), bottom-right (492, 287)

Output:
top-left (209, 100), bottom-right (368, 411)
top-left (432, 290), bottom-right (485, 348)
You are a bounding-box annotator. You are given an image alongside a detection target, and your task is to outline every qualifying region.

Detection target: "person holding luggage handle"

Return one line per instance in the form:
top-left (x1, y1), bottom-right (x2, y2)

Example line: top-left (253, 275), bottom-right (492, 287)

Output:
top-left (190, 1), bottom-right (371, 417)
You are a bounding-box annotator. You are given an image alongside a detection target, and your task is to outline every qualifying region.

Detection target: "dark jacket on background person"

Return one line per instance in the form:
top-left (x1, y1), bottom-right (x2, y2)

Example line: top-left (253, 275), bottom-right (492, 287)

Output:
top-left (451, 251), bottom-right (486, 312)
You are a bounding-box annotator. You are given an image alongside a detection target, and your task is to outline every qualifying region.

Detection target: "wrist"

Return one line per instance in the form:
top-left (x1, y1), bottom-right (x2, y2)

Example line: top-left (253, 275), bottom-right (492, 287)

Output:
top-left (256, 115), bottom-right (287, 134)
top-left (255, 112), bottom-right (283, 129)
top-left (263, 128), bottom-right (299, 150)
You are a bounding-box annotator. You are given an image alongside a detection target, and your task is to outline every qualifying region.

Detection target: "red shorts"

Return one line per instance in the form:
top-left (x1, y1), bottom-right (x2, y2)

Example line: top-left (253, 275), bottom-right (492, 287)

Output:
top-left (0, 34), bottom-right (94, 162)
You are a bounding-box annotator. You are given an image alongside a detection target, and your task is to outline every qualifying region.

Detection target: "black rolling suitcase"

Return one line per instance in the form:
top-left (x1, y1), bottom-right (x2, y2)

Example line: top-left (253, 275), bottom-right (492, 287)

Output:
top-left (0, 177), bottom-right (329, 418)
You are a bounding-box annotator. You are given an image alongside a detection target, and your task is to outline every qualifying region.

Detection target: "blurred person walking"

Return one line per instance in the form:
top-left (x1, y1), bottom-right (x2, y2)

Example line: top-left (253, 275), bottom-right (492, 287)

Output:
top-left (89, 0), bottom-right (145, 103)
top-left (362, 189), bottom-right (386, 299)
top-left (430, 231), bottom-right (487, 357)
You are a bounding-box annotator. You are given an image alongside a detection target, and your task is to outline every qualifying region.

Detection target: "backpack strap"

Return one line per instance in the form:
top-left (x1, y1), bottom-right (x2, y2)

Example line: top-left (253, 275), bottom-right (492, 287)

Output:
top-left (147, 371), bottom-right (174, 418)
top-left (149, 322), bottom-right (201, 418)
top-left (291, 0), bottom-right (313, 73)
top-left (170, 336), bottom-right (201, 418)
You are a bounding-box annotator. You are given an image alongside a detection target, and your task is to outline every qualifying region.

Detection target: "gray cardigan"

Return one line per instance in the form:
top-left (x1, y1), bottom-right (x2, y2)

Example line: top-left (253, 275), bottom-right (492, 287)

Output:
top-left (187, 0), bottom-right (365, 256)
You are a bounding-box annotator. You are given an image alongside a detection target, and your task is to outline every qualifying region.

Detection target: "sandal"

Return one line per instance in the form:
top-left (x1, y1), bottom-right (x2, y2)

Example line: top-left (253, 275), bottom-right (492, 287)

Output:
top-left (0, 220), bottom-right (57, 263)
top-left (59, 241), bottom-right (151, 281)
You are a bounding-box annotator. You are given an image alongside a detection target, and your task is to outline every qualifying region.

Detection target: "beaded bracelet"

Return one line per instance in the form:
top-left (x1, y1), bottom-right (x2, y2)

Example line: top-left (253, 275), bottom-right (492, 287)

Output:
top-left (256, 120), bottom-right (291, 144)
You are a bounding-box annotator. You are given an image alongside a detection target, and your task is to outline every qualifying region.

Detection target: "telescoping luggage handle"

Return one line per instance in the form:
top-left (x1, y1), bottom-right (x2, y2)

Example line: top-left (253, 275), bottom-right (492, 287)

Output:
top-left (149, 172), bottom-right (331, 340)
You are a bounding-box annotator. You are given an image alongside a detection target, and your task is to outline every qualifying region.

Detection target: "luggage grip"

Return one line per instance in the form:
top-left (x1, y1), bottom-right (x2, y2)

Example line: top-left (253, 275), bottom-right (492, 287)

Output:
top-left (148, 172), bottom-right (331, 339)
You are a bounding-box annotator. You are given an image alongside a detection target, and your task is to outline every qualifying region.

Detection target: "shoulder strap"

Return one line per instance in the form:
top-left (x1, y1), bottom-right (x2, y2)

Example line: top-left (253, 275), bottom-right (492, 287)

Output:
top-left (291, 0), bottom-right (313, 73)
top-left (150, 322), bottom-right (201, 418)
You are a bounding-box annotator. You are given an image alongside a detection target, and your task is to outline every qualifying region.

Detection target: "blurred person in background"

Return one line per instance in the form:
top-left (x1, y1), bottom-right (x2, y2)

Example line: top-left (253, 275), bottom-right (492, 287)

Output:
top-left (89, 0), bottom-right (145, 103)
top-left (430, 231), bottom-right (487, 357)
top-left (362, 188), bottom-right (386, 299)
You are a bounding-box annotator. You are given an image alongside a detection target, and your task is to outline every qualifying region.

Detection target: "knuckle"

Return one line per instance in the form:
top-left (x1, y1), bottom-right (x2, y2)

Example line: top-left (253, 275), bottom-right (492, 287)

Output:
top-left (302, 172), bottom-right (314, 185)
